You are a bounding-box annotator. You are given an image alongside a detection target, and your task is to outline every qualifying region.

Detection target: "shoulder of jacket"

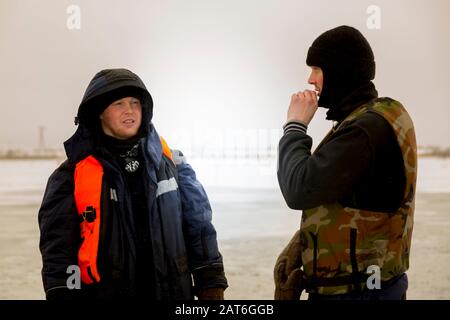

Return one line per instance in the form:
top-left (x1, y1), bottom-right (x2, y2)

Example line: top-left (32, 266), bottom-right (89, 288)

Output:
top-left (342, 111), bottom-right (391, 136)
top-left (342, 98), bottom-right (394, 129)
top-left (44, 159), bottom-right (76, 192)
top-left (59, 159), bottom-right (74, 170)
top-left (171, 149), bottom-right (186, 166)
top-left (353, 109), bottom-right (391, 126)
top-left (345, 112), bottom-right (397, 155)
top-left (369, 97), bottom-right (401, 106)
top-left (47, 159), bottom-right (75, 174)
top-left (48, 159), bottom-right (75, 180)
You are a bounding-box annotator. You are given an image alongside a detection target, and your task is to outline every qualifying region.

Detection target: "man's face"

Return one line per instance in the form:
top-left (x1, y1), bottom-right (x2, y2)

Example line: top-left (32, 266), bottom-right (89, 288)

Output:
top-left (308, 66), bottom-right (323, 97)
top-left (100, 96), bottom-right (142, 140)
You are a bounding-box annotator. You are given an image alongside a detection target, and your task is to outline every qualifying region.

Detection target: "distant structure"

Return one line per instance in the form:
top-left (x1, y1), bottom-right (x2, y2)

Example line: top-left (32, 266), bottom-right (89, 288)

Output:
top-left (38, 126), bottom-right (46, 154)
top-left (167, 128), bottom-right (283, 160)
top-left (0, 126), bottom-right (65, 160)
top-left (418, 146), bottom-right (450, 158)
top-left (1, 126), bottom-right (448, 160)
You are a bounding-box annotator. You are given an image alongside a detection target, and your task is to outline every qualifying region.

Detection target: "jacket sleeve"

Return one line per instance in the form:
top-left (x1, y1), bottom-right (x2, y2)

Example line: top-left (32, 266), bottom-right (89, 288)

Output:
top-left (175, 157), bottom-right (228, 292)
top-left (277, 121), bottom-right (373, 210)
top-left (38, 161), bottom-right (81, 299)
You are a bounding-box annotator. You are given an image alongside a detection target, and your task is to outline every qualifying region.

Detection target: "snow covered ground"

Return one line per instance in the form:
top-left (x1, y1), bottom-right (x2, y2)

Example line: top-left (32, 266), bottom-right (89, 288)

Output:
top-left (0, 156), bottom-right (449, 206)
top-left (0, 157), bottom-right (449, 299)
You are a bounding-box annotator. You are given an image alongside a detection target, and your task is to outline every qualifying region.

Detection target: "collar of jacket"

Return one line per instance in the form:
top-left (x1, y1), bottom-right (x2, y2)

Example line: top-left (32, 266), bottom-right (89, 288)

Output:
top-left (325, 81), bottom-right (378, 122)
top-left (63, 122), bottom-right (163, 170)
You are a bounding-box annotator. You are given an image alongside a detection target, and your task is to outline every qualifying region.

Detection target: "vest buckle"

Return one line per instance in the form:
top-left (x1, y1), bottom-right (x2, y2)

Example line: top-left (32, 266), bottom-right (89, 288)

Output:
top-left (81, 206), bottom-right (96, 223)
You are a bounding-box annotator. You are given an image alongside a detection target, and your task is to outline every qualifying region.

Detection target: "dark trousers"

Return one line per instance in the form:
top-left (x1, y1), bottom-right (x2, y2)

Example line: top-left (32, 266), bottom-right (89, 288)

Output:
top-left (308, 273), bottom-right (408, 300)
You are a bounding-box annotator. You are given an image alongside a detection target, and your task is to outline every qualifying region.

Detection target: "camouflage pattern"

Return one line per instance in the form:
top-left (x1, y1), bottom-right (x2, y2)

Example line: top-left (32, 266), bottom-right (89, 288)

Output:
top-left (300, 98), bottom-right (417, 295)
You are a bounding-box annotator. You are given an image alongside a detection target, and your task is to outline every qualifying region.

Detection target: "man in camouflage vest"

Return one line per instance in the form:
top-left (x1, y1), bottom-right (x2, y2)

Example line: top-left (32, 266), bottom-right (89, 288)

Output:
top-left (275, 25), bottom-right (417, 300)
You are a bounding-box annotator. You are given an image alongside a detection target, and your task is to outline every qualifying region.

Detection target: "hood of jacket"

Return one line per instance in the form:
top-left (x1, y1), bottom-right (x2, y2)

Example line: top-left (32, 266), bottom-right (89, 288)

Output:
top-left (64, 68), bottom-right (156, 164)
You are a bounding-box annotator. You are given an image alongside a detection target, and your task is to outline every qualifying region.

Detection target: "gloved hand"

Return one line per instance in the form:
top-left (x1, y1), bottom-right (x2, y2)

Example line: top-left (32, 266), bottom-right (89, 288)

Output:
top-left (197, 287), bottom-right (225, 300)
top-left (274, 230), bottom-right (305, 300)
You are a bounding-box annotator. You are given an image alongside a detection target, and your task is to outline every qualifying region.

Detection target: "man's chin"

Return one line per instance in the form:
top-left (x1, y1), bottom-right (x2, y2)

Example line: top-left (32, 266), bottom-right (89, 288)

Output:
top-left (116, 130), bottom-right (139, 140)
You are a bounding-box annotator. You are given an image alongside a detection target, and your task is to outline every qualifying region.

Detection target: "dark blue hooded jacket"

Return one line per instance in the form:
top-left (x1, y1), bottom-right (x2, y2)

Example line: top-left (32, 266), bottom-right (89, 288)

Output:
top-left (38, 69), bottom-right (227, 300)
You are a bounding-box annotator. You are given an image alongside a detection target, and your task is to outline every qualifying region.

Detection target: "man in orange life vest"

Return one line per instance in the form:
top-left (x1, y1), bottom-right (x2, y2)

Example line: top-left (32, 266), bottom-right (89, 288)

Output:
top-left (38, 68), bottom-right (228, 300)
top-left (275, 26), bottom-right (417, 300)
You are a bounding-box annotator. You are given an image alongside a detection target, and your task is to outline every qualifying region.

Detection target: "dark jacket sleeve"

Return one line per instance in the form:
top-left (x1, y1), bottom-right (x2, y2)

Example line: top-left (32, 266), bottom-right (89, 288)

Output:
top-left (38, 161), bottom-right (81, 299)
top-left (176, 160), bottom-right (228, 292)
top-left (277, 119), bottom-right (374, 210)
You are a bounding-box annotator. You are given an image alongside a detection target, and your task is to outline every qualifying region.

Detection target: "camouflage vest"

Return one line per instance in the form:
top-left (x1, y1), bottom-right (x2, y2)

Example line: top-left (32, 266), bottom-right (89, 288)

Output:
top-left (300, 98), bottom-right (417, 295)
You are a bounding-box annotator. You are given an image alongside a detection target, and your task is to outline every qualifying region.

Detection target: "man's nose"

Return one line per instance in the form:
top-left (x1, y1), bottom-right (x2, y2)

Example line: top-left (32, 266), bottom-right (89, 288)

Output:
top-left (123, 101), bottom-right (133, 113)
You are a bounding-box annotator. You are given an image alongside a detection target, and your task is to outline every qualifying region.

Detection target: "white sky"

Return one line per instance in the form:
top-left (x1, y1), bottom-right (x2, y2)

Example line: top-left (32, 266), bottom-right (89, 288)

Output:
top-left (1, 0), bottom-right (449, 152)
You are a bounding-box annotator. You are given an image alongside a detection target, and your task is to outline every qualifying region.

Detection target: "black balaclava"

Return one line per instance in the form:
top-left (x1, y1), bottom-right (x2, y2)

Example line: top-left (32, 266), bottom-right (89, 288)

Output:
top-left (306, 25), bottom-right (378, 121)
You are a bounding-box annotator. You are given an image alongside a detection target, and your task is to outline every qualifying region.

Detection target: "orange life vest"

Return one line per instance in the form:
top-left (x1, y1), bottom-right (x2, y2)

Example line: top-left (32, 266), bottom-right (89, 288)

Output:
top-left (74, 137), bottom-right (173, 284)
